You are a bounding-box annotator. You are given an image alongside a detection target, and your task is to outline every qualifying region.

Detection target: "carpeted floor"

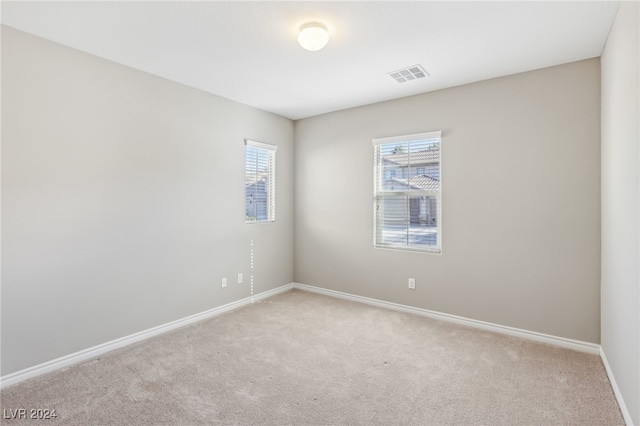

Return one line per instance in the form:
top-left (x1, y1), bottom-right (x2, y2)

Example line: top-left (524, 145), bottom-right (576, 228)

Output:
top-left (0, 289), bottom-right (624, 425)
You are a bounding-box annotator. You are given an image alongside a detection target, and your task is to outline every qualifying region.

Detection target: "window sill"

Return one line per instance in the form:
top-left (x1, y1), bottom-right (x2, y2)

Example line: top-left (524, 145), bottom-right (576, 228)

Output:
top-left (374, 245), bottom-right (442, 255)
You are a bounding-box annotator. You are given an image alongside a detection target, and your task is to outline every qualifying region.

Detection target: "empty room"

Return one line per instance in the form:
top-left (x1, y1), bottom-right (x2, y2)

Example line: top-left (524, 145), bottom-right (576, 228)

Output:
top-left (1, 1), bottom-right (639, 425)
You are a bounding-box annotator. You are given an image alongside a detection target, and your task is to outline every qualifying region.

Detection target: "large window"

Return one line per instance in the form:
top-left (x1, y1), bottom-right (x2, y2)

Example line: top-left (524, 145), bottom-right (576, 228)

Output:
top-left (245, 139), bottom-right (276, 223)
top-left (373, 131), bottom-right (441, 253)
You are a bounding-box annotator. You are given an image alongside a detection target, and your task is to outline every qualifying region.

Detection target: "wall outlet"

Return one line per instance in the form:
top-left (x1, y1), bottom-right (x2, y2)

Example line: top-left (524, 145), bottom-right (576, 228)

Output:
top-left (221, 277), bottom-right (227, 288)
top-left (408, 278), bottom-right (416, 290)
top-left (237, 273), bottom-right (243, 284)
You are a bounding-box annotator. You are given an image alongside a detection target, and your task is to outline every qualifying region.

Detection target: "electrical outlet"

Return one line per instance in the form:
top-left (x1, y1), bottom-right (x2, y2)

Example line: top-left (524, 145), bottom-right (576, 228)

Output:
top-left (221, 277), bottom-right (227, 288)
top-left (408, 278), bottom-right (416, 290)
top-left (237, 273), bottom-right (243, 284)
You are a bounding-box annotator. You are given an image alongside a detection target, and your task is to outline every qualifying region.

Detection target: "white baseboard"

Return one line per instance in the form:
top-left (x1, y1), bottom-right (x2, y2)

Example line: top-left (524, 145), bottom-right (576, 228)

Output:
top-left (600, 347), bottom-right (634, 426)
top-left (0, 283), bottom-right (293, 389)
top-left (292, 283), bottom-right (600, 355)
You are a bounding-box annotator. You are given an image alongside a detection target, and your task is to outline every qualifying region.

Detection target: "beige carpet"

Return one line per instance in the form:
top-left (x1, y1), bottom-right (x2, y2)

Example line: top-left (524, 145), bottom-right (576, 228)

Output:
top-left (0, 289), bottom-right (624, 425)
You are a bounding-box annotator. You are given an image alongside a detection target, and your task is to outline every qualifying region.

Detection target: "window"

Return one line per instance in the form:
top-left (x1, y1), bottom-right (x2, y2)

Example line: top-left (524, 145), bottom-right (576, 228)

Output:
top-left (373, 131), bottom-right (441, 253)
top-left (245, 139), bottom-right (277, 223)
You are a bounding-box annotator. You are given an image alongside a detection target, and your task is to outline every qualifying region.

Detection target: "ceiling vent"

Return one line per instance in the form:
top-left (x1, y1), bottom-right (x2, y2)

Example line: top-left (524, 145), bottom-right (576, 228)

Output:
top-left (387, 65), bottom-right (429, 83)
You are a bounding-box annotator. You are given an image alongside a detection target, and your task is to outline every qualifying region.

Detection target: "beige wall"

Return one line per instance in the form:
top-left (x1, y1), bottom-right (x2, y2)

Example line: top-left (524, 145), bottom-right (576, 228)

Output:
top-left (601, 2), bottom-right (640, 424)
top-left (1, 26), bottom-right (294, 376)
top-left (295, 59), bottom-right (601, 343)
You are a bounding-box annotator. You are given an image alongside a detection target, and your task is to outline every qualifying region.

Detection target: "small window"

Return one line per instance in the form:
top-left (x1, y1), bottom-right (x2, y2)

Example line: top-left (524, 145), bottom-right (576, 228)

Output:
top-left (245, 139), bottom-right (277, 223)
top-left (373, 131), bottom-right (441, 253)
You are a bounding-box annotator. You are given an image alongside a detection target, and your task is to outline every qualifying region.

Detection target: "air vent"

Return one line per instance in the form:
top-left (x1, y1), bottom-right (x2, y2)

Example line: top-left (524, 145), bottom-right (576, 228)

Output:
top-left (387, 64), bottom-right (429, 83)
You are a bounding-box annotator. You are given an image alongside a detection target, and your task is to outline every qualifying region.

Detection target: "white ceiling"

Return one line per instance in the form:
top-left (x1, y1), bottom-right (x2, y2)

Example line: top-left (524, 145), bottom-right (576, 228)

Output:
top-left (1, 1), bottom-right (619, 120)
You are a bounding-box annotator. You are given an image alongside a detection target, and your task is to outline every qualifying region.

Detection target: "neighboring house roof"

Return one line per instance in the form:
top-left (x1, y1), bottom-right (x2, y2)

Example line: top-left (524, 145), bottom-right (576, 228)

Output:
top-left (387, 175), bottom-right (440, 191)
top-left (245, 176), bottom-right (267, 187)
top-left (245, 180), bottom-right (267, 192)
top-left (383, 150), bottom-right (439, 166)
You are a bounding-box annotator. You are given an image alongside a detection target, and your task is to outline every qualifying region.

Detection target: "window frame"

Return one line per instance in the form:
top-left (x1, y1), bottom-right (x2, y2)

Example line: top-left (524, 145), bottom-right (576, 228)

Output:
top-left (372, 131), bottom-right (442, 254)
top-left (245, 139), bottom-right (277, 224)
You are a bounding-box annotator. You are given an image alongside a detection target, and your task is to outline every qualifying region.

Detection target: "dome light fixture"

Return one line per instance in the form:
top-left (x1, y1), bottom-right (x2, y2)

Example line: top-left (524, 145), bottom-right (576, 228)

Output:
top-left (298, 22), bottom-right (329, 51)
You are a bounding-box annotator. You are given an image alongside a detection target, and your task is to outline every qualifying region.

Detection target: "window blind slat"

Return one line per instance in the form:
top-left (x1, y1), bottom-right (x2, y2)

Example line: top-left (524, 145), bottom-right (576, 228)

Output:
top-left (245, 139), bottom-right (278, 152)
top-left (372, 131), bottom-right (442, 146)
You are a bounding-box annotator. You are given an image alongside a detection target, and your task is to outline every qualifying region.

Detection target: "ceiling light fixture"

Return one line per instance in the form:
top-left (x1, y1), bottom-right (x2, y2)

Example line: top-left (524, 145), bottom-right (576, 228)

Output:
top-left (298, 22), bottom-right (329, 51)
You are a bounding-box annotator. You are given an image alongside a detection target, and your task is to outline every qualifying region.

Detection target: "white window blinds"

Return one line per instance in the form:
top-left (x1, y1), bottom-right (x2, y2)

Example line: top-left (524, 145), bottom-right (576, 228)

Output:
top-left (245, 139), bottom-right (277, 223)
top-left (373, 131), bottom-right (441, 253)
